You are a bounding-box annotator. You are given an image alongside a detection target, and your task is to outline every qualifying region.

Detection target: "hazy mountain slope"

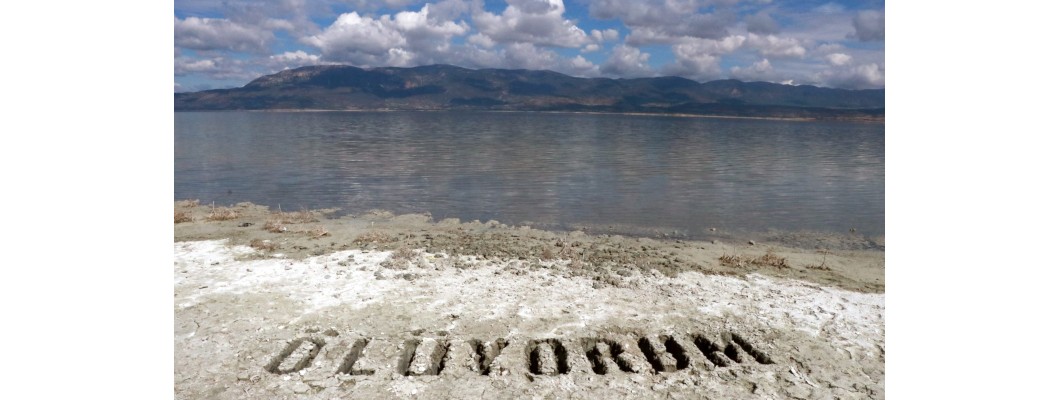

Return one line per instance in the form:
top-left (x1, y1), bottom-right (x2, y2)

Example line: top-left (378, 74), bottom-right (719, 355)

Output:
top-left (175, 64), bottom-right (884, 121)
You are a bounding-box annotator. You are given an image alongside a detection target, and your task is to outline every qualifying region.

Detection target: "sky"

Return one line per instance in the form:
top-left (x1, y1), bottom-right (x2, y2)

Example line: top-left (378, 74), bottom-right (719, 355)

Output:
top-left (174, 0), bottom-right (884, 92)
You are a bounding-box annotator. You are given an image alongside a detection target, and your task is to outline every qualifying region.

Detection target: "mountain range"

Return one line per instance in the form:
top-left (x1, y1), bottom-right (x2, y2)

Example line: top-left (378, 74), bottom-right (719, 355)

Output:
top-left (175, 64), bottom-right (883, 121)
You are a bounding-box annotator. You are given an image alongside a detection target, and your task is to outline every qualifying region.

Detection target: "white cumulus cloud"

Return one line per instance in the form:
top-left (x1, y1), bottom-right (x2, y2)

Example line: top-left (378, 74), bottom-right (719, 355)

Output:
top-left (817, 62), bottom-right (884, 89)
top-left (730, 58), bottom-right (775, 81)
top-left (745, 11), bottom-right (779, 34)
top-left (175, 17), bottom-right (274, 54)
top-left (825, 52), bottom-right (852, 66)
top-left (591, 28), bottom-right (620, 42)
top-left (468, 33), bottom-right (497, 48)
top-left (601, 44), bottom-right (653, 77)
top-left (486, 42), bottom-right (600, 76)
top-left (265, 50), bottom-right (334, 71)
top-left (174, 55), bottom-right (257, 81)
top-left (851, 10), bottom-right (884, 41)
top-left (306, 4), bottom-right (470, 66)
top-left (472, 0), bottom-right (593, 48)
top-left (590, 0), bottom-right (731, 45)
top-left (661, 35), bottom-right (747, 81)
top-left (746, 33), bottom-right (805, 58)
top-left (306, 12), bottom-right (409, 58)
top-left (502, 42), bottom-right (559, 69)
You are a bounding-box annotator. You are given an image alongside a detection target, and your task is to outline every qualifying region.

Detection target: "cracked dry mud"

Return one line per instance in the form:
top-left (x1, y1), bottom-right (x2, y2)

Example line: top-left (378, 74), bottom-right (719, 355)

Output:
top-left (175, 202), bottom-right (884, 399)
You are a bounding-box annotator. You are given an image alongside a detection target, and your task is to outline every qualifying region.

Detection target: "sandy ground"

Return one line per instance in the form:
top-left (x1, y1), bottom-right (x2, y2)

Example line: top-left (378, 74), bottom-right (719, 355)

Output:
top-left (174, 202), bottom-right (884, 399)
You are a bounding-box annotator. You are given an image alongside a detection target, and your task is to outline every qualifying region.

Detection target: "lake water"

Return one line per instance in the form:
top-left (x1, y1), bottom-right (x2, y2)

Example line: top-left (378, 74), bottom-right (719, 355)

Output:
top-left (175, 111), bottom-right (884, 239)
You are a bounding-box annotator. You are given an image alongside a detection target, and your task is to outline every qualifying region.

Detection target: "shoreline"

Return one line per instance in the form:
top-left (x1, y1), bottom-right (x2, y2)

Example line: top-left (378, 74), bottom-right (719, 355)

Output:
top-left (175, 108), bottom-right (884, 123)
top-left (174, 200), bottom-right (885, 398)
top-left (175, 201), bottom-right (884, 293)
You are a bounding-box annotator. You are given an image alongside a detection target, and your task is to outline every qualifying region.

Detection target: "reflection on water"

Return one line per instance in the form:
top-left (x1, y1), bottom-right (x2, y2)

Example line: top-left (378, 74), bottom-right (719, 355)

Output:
top-left (175, 111), bottom-right (884, 238)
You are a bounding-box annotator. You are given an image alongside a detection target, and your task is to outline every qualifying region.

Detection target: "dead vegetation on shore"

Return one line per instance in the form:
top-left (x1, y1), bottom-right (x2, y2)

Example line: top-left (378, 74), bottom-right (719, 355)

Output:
top-left (719, 250), bottom-right (791, 269)
top-left (353, 231), bottom-right (398, 245)
top-left (249, 238), bottom-right (277, 252)
top-left (260, 208), bottom-right (332, 237)
top-left (175, 210), bottom-right (194, 224)
top-left (805, 250), bottom-right (833, 271)
top-left (206, 205), bottom-right (240, 221)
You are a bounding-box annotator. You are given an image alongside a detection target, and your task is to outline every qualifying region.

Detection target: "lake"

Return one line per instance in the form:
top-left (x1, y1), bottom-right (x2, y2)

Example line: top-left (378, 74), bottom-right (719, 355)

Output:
top-left (175, 111), bottom-right (884, 239)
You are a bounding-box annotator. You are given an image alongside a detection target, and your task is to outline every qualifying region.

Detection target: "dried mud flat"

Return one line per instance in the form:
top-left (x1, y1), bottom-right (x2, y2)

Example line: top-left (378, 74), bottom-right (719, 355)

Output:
top-left (175, 202), bottom-right (884, 399)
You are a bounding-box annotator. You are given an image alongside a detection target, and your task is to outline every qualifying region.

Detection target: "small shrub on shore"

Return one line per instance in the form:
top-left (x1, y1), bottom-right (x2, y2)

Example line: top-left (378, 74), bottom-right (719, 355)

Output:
top-left (392, 247), bottom-right (417, 261)
top-left (753, 251), bottom-right (790, 269)
top-left (538, 246), bottom-right (555, 260)
top-left (382, 247), bottom-right (418, 269)
top-left (719, 254), bottom-right (749, 267)
top-left (250, 239), bottom-right (277, 252)
top-left (176, 199), bottom-right (200, 208)
top-left (264, 220), bottom-right (287, 233)
top-left (174, 210), bottom-right (193, 224)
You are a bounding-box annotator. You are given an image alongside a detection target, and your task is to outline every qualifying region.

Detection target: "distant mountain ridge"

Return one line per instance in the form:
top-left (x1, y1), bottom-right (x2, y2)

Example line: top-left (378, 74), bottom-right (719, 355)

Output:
top-left (175, 64), bottom-right (884, 121)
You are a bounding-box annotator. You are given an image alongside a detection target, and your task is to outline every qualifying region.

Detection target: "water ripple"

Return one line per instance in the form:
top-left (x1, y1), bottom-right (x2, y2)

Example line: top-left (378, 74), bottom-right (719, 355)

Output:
top-left (176, 111), bottom-right (884, 237)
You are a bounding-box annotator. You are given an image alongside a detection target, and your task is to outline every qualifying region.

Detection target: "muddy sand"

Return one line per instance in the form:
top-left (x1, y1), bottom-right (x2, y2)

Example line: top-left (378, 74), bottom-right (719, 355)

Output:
top-left (175, 202), bottom-right (884, 399)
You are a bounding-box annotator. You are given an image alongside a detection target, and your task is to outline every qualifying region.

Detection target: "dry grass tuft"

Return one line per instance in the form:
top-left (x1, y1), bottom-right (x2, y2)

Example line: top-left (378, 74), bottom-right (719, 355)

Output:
top-left (719, 251), bottom-right (790, 269)
top-left (206, 206), bottom-right (240, 221)
top-left (250, 239), bottom-right (278, 252)
top-left (262, 208), bottom-right (324, 236)
top-left (805, 251), bottom-right (832, 271)
top-left (176, 199), bottom-right (200, 208)
top-left (263, 220), bottom-right (287, 233)
top-left (539, 246), bottom-right (555, 260)
top-left (392, 247), bottom-right (417, 261)
top-left (381, 247), bottom-right (418, 269)
top-left (719, 254), bottom-right (749, 268)
top-left (753, 251), bottom-right (790, 268)
top-left (174, 210), bottom-right (194, 224)
top-left (271, 209), bottom-right (318, 224)
top-left (353, 231), bottom-right (397, 245)
top-left (293, 225), bottom-right (330, 237)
